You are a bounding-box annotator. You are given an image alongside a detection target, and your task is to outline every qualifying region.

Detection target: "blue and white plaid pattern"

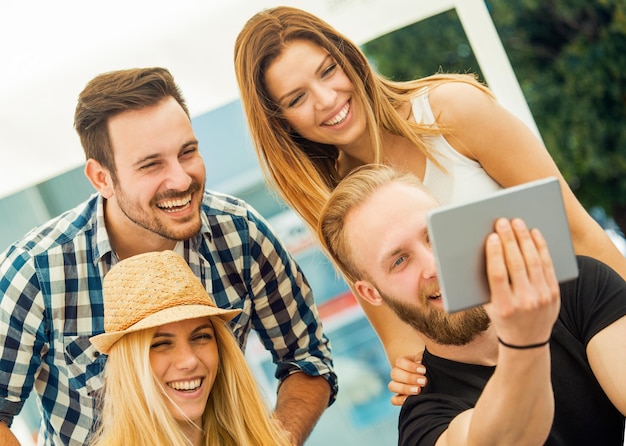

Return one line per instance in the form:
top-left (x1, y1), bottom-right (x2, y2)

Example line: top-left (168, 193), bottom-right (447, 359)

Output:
top-left (0, 191), bottom-right (336, 446)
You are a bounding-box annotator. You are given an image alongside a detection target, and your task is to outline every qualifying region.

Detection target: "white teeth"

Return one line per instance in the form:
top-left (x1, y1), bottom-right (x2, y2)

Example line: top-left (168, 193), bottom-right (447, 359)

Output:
top-left (168, 378), bottom-right (201, 391)
top-left (323, 102), bottom-right (350, 126)
top-left (157, 195), bottom-right (191, 210)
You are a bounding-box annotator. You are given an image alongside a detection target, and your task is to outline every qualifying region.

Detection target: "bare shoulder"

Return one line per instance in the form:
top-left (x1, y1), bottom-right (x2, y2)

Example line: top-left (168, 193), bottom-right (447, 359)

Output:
top-left (427, 81), bottom-right (498, 127)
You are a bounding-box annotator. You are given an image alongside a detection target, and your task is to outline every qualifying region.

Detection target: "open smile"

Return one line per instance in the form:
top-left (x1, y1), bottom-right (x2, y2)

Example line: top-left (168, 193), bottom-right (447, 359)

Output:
top-left (428, 292), bottom-right (442, 301)
top-left (156, 194), bottom-right (192, 213)
top-left (167, 377), bottom-right (203, 392)
top-left (322, 101), bottom-right (350, 126)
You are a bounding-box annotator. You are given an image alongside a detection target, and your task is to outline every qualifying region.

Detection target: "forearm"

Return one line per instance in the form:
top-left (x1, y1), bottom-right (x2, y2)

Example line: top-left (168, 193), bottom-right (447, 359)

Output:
top-left (352, 284), bottom-right (425, 366)
top-left (439, 218), bottom-right (558, 445)
top-left (274, 372), bottom-right (331, 446)
top-left (445, 346), bottom-right (553, 446)
top-left (0, 421), bottom-right (21, 446)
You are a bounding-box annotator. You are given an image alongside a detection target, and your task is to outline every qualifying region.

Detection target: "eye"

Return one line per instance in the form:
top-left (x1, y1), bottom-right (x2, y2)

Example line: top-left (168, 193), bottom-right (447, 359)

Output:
top-left (322, 63), bottom-right (338, 78)
top-left (287, 93), bottom-right (305, 108)
top-left (192, 332), bottom-right (214, 343)
top-left (391, 256), bottom-right (406, 269)
top-left (150, 340), bottom-right (171, 349)
top-left (140, 161), bottom-right (159, 171)
top-left (181, 146), bottom-right (198, 157)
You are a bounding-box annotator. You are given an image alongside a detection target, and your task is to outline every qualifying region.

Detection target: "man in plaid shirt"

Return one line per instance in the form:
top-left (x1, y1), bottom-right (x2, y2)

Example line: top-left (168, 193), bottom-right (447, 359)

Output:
top-left (0, 67), bottom-right (336, 446)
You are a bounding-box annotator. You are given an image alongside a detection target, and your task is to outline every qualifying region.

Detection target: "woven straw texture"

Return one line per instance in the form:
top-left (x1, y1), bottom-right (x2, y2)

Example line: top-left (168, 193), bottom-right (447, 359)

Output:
top-left (90, 250), bottom-right (240, 353)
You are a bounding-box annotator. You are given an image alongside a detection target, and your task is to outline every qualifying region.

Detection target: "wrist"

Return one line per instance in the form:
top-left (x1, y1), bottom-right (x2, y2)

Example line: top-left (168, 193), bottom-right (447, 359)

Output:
top-left (497, 337), bottom-right (550, 350)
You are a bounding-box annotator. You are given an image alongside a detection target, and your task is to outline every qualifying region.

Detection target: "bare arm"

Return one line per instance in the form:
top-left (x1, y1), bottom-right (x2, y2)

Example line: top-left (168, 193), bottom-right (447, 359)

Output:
top-left (350, 284), bottom-right (428, 405)
top-left (587, 314), bottom-right (626, 415)
top-left (387, 81), bottom-right (626, 409)
top-left (438, 219), bottom-right (560, 446)
top-left (350, 283), bottom-right (425, 367)
top-left (0, 422), bottom-right (21, 446)
top-left (430, 82), bottom-right (626, 280)
top-left (442, 346), bottom-right (552, 446)
top-left (388, 351), bottom-right (426, 406)
top-left (273, 372), bottom-right (331, 446)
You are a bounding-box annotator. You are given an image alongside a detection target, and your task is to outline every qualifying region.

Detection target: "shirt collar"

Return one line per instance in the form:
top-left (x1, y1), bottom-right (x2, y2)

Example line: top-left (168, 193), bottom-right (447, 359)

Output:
top-left (90, 194), bottom-right (114, 266)
top-left (89, 194), bottom-right (212, 262)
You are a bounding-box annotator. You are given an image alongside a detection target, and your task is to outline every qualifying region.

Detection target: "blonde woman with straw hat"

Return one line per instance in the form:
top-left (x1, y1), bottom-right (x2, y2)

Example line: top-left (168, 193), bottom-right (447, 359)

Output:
top-left (88, 251), bottom-right (292, 446)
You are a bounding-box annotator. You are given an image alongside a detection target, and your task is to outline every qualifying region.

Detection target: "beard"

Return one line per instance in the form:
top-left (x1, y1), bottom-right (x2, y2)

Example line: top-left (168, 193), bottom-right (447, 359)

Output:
top-left (380, 284), bottom-right (490, 346)
top-left (114, 180), bottom-right (204, 241)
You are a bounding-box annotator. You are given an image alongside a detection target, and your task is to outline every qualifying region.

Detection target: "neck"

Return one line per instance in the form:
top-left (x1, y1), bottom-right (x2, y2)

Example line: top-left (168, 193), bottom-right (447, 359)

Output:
top-left (423, 327), bottom-right (499, 366)
top-left (335, 102), bottom-right (420, 179)
top-left (103, 200), bottom-right (176, 260)
top-left (179, 421), bottom-right (203, 446)
top-left (336, 128), bottom-right (407, 177)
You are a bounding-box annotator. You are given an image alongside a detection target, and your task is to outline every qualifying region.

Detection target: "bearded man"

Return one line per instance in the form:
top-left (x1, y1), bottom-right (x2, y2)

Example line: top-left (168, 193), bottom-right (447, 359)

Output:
top-left (319, 164), bottom-right (626, 446)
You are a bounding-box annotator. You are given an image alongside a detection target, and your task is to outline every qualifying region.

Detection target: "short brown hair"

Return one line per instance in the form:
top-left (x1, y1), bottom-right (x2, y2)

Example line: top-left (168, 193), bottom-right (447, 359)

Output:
top-left (74, 67), bottom-right (189, 181)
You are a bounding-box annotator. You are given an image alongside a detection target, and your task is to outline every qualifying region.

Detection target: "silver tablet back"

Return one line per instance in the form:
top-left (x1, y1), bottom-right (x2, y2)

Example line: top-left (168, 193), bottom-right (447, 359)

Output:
top-left (427, 177), bottom-right (579, 313)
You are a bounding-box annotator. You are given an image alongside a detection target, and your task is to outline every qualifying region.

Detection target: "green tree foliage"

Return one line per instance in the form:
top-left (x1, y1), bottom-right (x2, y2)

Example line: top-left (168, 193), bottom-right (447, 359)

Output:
top-left (363, 9), bottom-right (485, 81)
top-left (362, 1), bottom-right (626, 234)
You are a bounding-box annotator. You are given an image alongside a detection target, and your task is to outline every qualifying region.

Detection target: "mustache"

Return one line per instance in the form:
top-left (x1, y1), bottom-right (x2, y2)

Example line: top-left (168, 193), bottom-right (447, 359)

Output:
top-left (419, 281), bottom-right (441, 302)
top-left (152, 181), bottom-right (202, 204)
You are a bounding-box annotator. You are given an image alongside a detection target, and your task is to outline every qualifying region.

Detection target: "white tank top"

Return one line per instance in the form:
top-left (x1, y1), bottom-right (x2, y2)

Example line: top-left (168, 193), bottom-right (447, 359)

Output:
top-left (412, 93), bottom-right (502, 205)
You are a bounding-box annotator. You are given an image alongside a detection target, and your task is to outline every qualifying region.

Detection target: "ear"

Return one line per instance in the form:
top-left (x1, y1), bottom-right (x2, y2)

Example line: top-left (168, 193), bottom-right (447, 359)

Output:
top-left (354, 280), bottom-right (384, 306)
top-left (85, 159), bottom-right (114, 199)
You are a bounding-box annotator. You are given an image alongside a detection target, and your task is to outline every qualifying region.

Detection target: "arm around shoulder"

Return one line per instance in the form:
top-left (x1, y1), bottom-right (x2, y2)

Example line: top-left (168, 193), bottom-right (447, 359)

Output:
top-left (350, 284), bottom-right (425, 367)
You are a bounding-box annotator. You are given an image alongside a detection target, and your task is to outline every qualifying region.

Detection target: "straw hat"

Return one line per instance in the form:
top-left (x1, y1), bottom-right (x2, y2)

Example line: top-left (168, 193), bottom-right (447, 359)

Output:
top-left (89, 250), bottom-right (241, 354)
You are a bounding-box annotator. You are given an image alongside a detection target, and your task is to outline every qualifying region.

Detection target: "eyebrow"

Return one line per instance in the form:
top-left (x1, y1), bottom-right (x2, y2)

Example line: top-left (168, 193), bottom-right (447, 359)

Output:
top-left (379, 226), bottom-right (429, 267)
top-left (276, 54), bottom-right (334, 105)
top-left (380, 246), bottom-right (404, 269)
top-left (132, 139), bottom-right (199, 169)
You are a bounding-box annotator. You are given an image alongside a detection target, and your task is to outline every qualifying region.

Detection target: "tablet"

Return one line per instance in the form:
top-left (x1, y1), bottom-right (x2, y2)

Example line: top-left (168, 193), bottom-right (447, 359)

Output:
top-left (427, 177), bottom-right (579, 313)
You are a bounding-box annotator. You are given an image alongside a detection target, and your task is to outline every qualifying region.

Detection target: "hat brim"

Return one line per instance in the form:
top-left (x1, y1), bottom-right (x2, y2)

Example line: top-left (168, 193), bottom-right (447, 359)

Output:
top-left (90, 304), bottom-right (241, 354)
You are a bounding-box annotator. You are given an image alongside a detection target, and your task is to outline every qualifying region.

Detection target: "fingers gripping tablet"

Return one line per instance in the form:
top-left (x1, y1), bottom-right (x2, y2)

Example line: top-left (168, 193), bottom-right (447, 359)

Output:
top-left (427, 177), bottom-right (579, 313)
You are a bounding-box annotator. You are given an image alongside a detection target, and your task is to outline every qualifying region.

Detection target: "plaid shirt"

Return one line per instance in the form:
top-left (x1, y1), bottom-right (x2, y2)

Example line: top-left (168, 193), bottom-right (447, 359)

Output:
top-left (0, 191), bottom-right (336, 446)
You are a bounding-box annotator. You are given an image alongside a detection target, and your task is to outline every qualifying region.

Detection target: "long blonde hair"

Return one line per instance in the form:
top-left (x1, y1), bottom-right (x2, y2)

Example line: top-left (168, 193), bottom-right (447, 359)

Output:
top-left (89, 318), bottom-right (292, 446)
top-left (234, 6), bottom-right (491, 234)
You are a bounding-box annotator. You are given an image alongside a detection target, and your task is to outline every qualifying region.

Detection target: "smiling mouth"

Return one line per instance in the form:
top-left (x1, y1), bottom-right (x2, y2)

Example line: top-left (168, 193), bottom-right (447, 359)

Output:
top-left (428, 292), bottom-right (442, 301)
top-left (323, 101), bottom-right (350, 126)
top-left (168, 378), bottom-right (202, 392)
top-left (156, 195), bottom-right (192, 213)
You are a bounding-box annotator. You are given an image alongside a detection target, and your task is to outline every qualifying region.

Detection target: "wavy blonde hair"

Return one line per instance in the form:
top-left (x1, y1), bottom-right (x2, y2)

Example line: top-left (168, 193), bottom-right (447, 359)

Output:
top-left (234, 6), bottom-right (491, 234)
top-left (89, 317), bottom-right (291, 446)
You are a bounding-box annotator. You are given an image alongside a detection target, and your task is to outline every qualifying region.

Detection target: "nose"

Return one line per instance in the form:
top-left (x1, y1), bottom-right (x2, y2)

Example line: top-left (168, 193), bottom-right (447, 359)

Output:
top-left (173, 341), bottom-right (199, 370)
top-left (418, 244), bottom-right (438, 280)
top-left (164, 160), bottom-right (192, 192)
top-left (312, 83), bottom-right (337, 111)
